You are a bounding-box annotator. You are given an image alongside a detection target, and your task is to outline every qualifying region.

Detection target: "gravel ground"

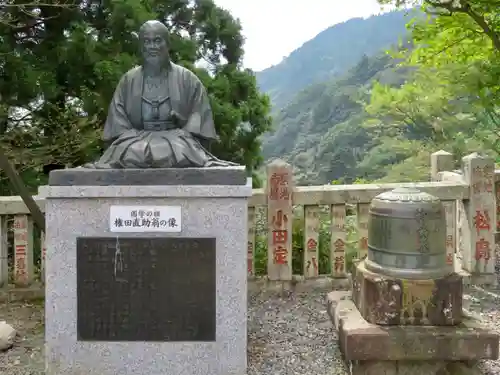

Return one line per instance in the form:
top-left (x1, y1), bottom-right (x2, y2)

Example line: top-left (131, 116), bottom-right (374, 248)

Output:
top-left (248, 287), bottom-right (347, 375)
top-left (3, 285), bottom-right (500, 375)
top-left (0, 299), bottom-right (44, 375)
top-left (463, 285), bottom-right (500, 375)
top-left (0, 286), bottom-right (346, 375)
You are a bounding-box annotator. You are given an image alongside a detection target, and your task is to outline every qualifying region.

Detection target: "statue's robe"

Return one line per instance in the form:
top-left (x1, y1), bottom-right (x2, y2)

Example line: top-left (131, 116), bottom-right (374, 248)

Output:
top-left (91, 62), bottom-right (234, 169)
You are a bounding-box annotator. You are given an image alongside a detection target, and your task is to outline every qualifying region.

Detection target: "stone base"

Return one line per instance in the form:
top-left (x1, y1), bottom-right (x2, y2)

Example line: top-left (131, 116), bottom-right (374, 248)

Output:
top-left (352, 260), bottom-right (463, 325)
top-left (345, 361), bottom-right (483, 375)
top-left (40, 182), bottom-right (251, 375)
top-left (48, 166), bottom-right (247, 186)
top-left (0, 285), bottom-right (44, 303)
top-left (328, 291), bottom-right (499, 362)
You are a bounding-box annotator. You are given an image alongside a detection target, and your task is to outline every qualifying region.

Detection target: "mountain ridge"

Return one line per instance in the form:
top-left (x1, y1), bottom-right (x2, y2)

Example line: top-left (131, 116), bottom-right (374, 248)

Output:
top-left (255, 9), bottom-right (421, 185)
top-left (256, 9), bottom-right (418, 108)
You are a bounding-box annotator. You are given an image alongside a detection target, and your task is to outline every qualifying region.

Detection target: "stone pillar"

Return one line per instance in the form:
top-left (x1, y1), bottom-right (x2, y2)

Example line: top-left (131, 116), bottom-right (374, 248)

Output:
top-left (266, 160), bottom-right (293, 281)
top-left (330, 204), bottom-right (347, 278)
top-left (0, 217), bottom-right (8, 287)
top-left (496, 172), bottom-right (500, 280)
top-left (303, 205), bottom-right (320, 278)
top-left (430, 150), bottom-right (453, 181)
top-left (247, 206), bottom-right (256, 277)
top-left (461, 152), bottom-right (496, 284)
top-left (13, 215), bottom-right (35, 286)
top-left (430, 151), bottom-right (457, 269)
top-left (41, 167), bottom-right (251, 375)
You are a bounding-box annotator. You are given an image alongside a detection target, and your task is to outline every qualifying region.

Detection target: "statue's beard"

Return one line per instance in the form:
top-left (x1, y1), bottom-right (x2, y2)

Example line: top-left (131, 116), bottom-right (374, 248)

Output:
top-left (143, 54), bottom-right (170, 72)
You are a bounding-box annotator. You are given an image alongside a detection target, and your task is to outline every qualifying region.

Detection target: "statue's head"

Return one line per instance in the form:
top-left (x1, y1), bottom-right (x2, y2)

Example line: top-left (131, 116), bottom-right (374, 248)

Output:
top-left (138, 20), bottom-right (170, 67)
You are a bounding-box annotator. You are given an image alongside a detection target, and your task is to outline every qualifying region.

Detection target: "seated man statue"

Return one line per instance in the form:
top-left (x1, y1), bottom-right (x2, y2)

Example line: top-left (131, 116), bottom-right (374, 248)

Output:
top-left (85, 20), bottom-right (237, 169)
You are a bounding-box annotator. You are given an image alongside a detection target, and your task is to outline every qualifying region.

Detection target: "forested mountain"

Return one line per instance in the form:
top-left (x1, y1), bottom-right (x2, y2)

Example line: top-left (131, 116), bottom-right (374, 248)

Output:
top-left (256, 10), bottom-right (415, 108)
top-left (256, 9), bottom-right (419, 184)
top-left (256, 1), bottom-right (500, 185)
top-left (262, 53), bottom-right (412, 184)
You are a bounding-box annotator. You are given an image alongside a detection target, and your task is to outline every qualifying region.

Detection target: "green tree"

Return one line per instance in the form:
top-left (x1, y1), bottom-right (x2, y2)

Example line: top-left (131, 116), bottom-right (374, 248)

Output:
top-left (379, 0), bottom-right (500, 50)
top-left (361, 0), bottom-right (500, 180)
top-left (376, 1), bottom-right (500, 111)
top-left (0, 0), bottom-right (271, 193)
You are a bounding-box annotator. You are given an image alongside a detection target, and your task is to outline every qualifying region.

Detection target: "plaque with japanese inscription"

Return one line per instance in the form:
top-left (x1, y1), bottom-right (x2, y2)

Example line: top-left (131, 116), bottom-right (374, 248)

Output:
top-left (76, 237), bottom-right (216, 342)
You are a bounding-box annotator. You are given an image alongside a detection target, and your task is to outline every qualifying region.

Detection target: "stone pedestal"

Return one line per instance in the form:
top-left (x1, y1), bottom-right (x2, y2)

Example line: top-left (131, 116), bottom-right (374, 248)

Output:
top-left (41, 167), bottom-right (251, 375)
top-left (352, 261), bottom-right (463, 325)
top-left (331, 187), bottom-right (499, 374)
top-left (328, 291), bottom-right (499, 375)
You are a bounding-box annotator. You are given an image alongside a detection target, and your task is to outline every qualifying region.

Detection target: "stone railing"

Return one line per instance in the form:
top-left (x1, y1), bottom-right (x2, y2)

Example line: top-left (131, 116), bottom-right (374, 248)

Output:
top-left (0, 150), bottom-right (497, 288)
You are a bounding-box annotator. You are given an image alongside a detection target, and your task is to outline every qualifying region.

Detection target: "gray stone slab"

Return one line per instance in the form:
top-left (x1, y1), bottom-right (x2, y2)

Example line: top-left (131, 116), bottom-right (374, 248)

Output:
top-left (39, 182), bottom-right (252, 199)
top-left (327, 292), bottom-right (499, 361)
top-left (43, 184), bottom-right (250, 375)
top-left (48, 166), bottom-right (247, 186)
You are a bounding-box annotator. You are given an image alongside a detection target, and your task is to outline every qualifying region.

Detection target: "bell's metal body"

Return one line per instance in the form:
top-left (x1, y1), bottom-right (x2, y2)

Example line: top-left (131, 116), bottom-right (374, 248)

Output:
top-left (365, 187), bottom-right (452, 280)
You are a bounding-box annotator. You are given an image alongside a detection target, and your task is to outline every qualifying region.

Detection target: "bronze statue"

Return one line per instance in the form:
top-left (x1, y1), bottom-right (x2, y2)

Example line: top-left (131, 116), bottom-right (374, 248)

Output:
top-left (85, 20), bottom-right (237, 169)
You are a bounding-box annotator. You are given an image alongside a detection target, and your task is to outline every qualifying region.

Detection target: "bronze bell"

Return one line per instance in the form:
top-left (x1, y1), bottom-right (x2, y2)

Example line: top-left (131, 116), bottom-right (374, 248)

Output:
top-left (364, 187), bottom-right (452, 280)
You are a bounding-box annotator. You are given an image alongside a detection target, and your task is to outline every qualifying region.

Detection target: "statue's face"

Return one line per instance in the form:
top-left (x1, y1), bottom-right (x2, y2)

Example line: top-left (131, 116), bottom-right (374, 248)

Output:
top-left (140, 27), bottom-right (169, 65)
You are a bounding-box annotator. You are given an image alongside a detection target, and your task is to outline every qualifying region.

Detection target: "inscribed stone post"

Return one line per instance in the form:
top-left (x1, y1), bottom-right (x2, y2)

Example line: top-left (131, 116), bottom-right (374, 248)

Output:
top-left (247, 207), bottom-right (256, 277)
top-left (331, 205), bottom-right (347, 278)
top-left (0, 217), bottom-right (7, 287)
top-left (431, 151), bottom-right (457, 270)
top-left (497, 179), bottom-right (500, 233)
top-left (13, 215), bottom-right (34, 286)
top-left (266, 160), bottom-right (293, 281)
top-left (496, 178), bottom-right (500, 277)
top-left (437, 169), bottom-right (467, 271)
top-left (456, 199), bottom-right (468, 270)
top-left (442, 201), bottom-right (456, 268)
top-left (462, 153), bottom-right (495, 277)
top-left (303, 205), bottom-right (320, 278)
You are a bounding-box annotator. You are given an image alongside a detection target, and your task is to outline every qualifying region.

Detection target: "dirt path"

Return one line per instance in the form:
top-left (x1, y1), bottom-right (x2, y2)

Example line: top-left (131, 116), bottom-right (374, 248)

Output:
top-left (0, 299), bottom-right (44, 375)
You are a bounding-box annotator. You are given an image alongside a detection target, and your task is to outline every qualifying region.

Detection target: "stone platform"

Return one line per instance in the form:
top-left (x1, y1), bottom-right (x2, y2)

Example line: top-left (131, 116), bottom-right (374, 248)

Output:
top-left (328, 291), bottom-right (499, 375)
top-left (48, 166), bottom-right (247, 186)
top-left (352, 260), bottom-right (462, 325)
top-left (41, 169), bottom-right (252, 375)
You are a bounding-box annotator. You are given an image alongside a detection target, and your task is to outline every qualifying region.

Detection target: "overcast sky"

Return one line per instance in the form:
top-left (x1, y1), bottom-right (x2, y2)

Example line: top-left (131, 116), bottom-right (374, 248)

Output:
top-left (214, 0), bottom-right (392, 71)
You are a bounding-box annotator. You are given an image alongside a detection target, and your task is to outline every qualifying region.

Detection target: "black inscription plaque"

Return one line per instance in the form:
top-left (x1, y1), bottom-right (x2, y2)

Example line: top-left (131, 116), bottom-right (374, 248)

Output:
top-left (76, 237), bottom-right (216, 342)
